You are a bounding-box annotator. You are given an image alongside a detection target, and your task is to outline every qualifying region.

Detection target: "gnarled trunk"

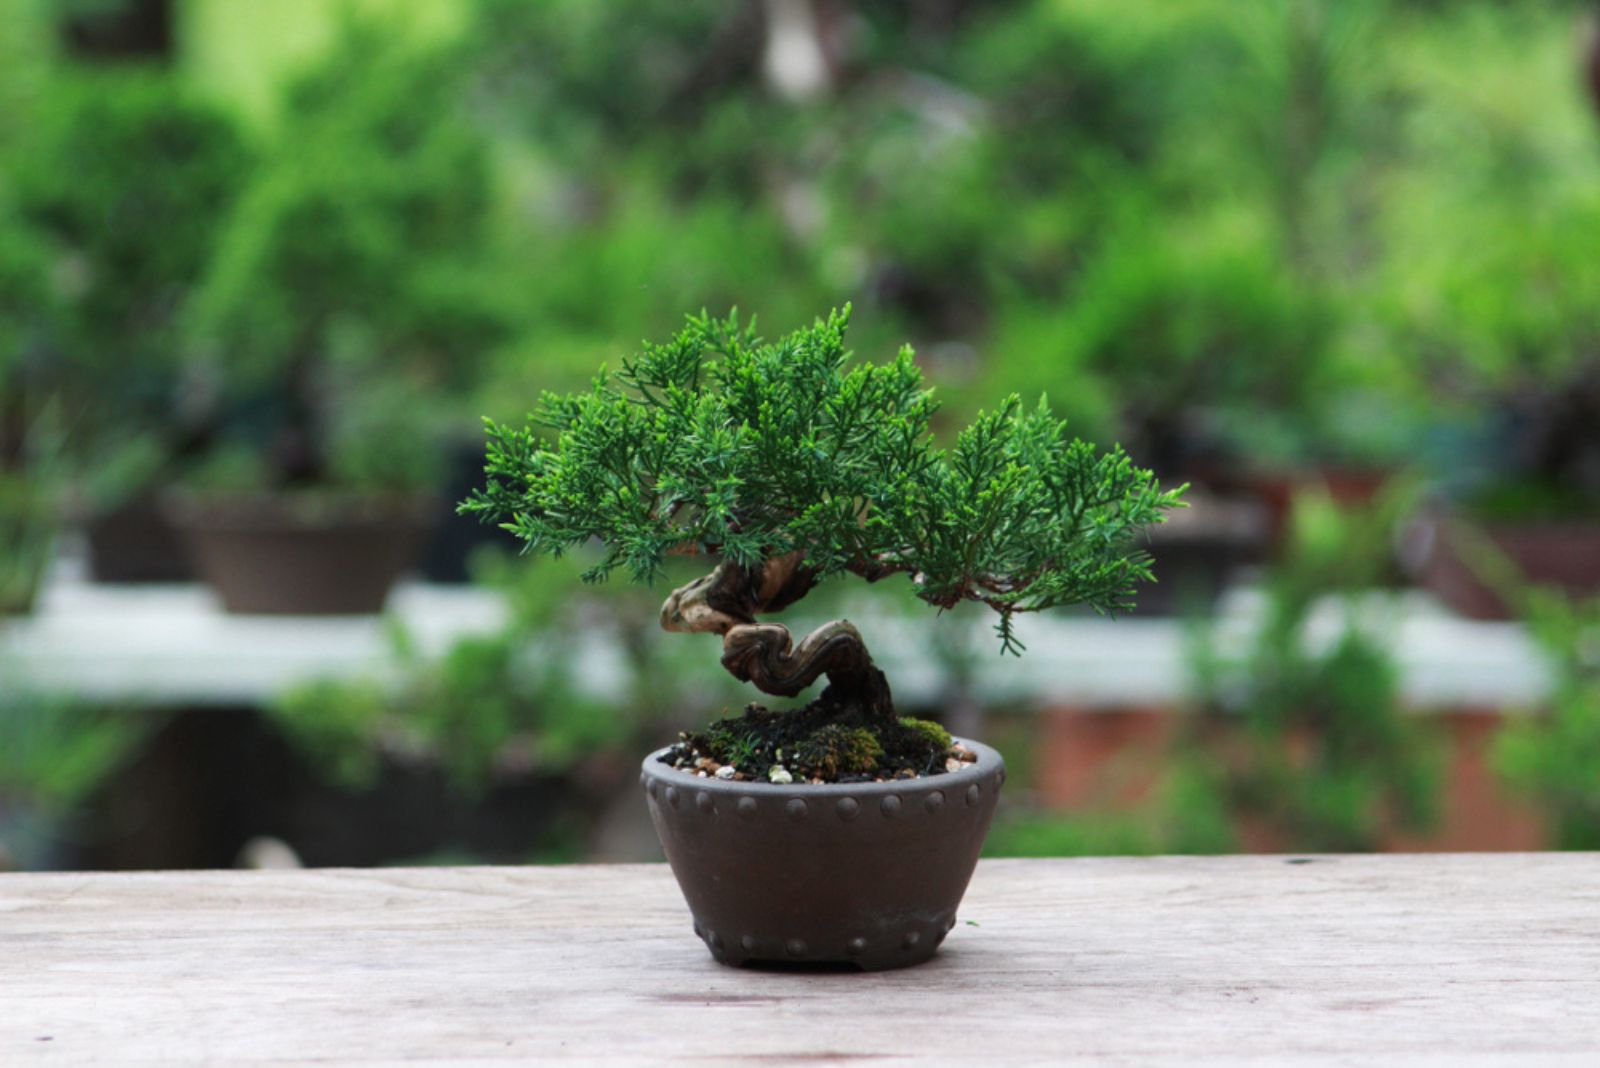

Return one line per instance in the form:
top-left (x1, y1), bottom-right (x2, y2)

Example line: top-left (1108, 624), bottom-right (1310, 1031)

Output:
top-left (660, 552), bottom-right (893, 720)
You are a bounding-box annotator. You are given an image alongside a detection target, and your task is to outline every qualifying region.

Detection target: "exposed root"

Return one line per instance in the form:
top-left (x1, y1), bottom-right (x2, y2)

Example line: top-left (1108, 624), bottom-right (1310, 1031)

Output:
top-left (661, 554), bottom-right (889, 716)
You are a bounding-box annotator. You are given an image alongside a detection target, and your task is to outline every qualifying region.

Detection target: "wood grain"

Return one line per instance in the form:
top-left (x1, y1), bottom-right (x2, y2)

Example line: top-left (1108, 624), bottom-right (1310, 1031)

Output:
top-left (3, 855), bottom-right (1598, 1065)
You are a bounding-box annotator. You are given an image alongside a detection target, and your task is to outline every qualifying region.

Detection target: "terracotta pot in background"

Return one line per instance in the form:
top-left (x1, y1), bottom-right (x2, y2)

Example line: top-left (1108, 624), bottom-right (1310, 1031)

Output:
top-left (416, 441), bottom-right (516, 584)
top-left (642, 739), bottom-right (1004, 971)
top-left (1245, 467), bottom-right (1393, 555)
top-left (1402, 512), bottom-right (1600, 620)
top-left (164, 494), bottom-right (435, 615)
top-left (1136, 489), bottom-right (1268, 616)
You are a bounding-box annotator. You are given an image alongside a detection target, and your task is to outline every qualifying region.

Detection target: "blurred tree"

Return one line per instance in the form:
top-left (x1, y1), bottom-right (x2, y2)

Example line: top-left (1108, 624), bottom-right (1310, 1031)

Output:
top-left (1171, 488), bottom-right (1441, 852)
top-left (270, 552), bottom-right (729, 800)
top-left (1495, 590), bottom-right (1600, 850)
top-left (0, 209), bottom-right (64, 613)
top-left (184, 23), bottom-right (510, 494)
top-left (8, 69), bottom-right (247, 507)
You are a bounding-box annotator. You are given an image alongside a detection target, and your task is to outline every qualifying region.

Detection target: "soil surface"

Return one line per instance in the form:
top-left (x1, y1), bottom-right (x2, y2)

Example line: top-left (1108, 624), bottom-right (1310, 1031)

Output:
top-left (661, 686), bottom-right (973, 784)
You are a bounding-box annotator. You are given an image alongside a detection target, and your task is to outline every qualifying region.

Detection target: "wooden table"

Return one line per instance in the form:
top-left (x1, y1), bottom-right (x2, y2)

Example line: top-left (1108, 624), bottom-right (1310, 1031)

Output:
top-left (4, 855), bottom-right (1597, 1065)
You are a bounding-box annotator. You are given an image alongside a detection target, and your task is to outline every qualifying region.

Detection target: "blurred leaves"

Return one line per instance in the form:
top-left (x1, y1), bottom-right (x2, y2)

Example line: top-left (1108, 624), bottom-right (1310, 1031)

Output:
top-left (1491, 581), bottom-right (1600, 849)
top-left (183, 22), bottom-right (510, 493)
top-left (0, 687), bottom-right (154, 813)
top-left (269, 553), bottom-right (732, 796)
top-left (1171, 485), bottom-right (1442, 853)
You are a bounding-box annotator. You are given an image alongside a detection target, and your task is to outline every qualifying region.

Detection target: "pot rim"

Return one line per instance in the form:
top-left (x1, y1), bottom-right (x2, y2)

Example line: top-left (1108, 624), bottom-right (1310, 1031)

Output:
top-left (160, 490), bottom-right (438, 530)
top-left (641, 738), bottom-right (1001, 797)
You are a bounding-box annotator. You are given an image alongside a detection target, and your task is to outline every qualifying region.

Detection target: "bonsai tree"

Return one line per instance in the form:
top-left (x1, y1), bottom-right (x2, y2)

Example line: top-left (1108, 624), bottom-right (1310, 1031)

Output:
top-left (466, 307), bottom-right (1182, 782)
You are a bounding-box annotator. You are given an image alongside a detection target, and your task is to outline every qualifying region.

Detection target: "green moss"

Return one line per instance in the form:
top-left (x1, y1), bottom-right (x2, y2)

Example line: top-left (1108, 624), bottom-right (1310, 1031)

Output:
top-left (675, 701), bottom-right (958, 783)
top-left (899, 717), bottom-right (953, 752)
top-left (793, 724), bottom-right (884, 780)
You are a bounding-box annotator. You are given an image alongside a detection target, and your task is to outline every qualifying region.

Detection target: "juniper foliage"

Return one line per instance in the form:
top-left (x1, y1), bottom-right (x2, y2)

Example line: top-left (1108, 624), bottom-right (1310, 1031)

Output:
top-left (464, 306), bottom-right (1183, 654)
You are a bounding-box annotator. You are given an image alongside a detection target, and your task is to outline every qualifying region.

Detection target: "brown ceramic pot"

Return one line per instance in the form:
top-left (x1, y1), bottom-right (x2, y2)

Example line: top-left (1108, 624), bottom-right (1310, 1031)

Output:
top-left (1403, 512), bottom-right (1600, 620)
top-left (1137, 490), bottom-right (1267, 615)
top-left (84, 492), bottom-right (194, 583)
top-left (164, 493), bottom-right (435, 615)
top-left (641, 739), bottom-right (1004, 971)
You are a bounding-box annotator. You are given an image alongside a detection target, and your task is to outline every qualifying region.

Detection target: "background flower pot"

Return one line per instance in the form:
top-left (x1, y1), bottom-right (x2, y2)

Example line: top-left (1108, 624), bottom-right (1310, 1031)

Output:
top-left (642, 739), bottom-right (1005, 971)
top-left (1137, 490), bottom-right (1268, 616)
top-left (84, 492), bottom-right (194, 583)
top-left (165, 494), bottom-right (435, 615)
top-left (1403, 512), bottom-right (1600, 620)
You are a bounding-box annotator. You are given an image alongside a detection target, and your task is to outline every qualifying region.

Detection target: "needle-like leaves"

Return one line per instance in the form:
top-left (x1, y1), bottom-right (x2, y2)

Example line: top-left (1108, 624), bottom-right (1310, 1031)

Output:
top-left (463, 307), bottom-right (1184, 652)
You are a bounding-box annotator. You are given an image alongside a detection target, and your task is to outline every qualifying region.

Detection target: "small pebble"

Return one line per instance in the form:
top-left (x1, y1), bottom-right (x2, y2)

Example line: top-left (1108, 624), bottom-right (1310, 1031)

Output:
top-left (945, 757), bottom-right (963, 773)
top-left (715, 765), bottom-right (737, 780)
top-left (897, 768), bottom-right (916, 779)
top-left (769, 766), bottom-right (794, 784)
top-left (952, 745), bottom-right (978, 763)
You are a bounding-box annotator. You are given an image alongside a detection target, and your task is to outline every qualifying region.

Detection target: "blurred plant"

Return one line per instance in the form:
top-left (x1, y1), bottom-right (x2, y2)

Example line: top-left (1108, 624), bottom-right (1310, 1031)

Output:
top-left (0, 688), bottom-right (152, 814)
top-left (1169, 487), bottom-right (1441, 852)
top-left (1495, 590), bottom-right (1600, 850)
top-left (7, 69), bottom-right (247, 508)
top-left (985, 205), bottom-right (1334, 475)
top-left (983, 810), bottom-right (1158, 858)
top-left (0, 674), bottom-right (157, 869)
top-left (0, 416), bottom-right (63, 616)
top-left (185, 23), bottom-right (510, 496)
top-left (1372, 2), bottom-right (1600, 516)
top-left (471, 0), bottom-right (759, 156)
top-left (269, 553), bottom-right (734, 796)
top-left (0, 212), bottom-right (63, 614)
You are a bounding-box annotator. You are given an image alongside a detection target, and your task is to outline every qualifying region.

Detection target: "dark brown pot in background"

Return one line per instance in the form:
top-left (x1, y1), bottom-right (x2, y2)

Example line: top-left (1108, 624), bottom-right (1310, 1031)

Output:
top-left (84, 491), bottom-right (194, 583)
top-left (1137, 489), bottom-right (1267, 615)
top-left (642, 739), bottom-right (1004, 971)
top-left (164, 494), bottom-right (435, 615)
top-left (1246, 467), bottom-right (1392, 556)
top-left (1402, 512), bottom-right (1600, 620)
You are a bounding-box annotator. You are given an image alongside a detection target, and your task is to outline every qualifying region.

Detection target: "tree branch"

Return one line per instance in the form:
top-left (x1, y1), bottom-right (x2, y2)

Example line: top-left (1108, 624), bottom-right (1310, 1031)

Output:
top-left (660, 551), bottom-right (890, 716)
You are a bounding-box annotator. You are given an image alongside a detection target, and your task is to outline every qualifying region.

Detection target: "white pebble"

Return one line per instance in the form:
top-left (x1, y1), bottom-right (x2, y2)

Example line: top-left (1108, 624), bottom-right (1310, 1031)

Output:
top-left (716, 765), bottom-right (737, 780)
top-left (769, 766), bottom-right (794, 784)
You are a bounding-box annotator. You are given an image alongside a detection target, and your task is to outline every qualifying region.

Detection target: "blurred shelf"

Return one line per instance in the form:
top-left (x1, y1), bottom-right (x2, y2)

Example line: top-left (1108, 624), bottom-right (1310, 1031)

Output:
top-left (0, 557), bottom-right (508, 707)
top-left (1, 559), bottom-right (1553, 710)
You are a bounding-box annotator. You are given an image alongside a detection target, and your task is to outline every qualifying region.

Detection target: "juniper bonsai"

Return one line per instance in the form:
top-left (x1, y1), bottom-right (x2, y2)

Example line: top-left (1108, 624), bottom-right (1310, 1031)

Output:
top-left (465, 307), bottom-right (1183, 780)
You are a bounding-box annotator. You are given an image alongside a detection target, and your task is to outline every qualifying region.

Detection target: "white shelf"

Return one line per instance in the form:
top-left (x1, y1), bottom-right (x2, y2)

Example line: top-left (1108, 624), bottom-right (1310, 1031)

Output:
top-left (0, 560), bottom-right (1553, 710)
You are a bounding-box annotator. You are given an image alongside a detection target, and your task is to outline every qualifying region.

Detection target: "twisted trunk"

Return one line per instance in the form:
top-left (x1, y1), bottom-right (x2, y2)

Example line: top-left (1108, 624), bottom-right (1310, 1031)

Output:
top-left (660, 552), bottom-right (893, 720)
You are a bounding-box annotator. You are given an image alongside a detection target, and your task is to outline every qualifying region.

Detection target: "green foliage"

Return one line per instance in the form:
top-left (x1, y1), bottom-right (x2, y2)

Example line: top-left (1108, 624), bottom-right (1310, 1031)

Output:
top-left (467, 307), bottom-right (1182, 652)
top-left (1494, 591), bottom-right (1600, 850)
top-left (983, 811), bottom-right (1160, 859)
top-left (470, 0), bottom-right (738, 152)
top-left (269, 553), bottom-right (712, 796)
top-left (0, 205), bottom-right (54, 380)
top-left (0, 470), bottom-right (56, 616)
top-left (0, 398), bottom-right (65, 616)
top-left (0, 686), bottom-right (155, 814)
top-left (8, 69), bottom-right (247, 488)
top-left (1171, 488), bottom-right (1441, 852)
top-left (186, 23), bottom-right (509, 493)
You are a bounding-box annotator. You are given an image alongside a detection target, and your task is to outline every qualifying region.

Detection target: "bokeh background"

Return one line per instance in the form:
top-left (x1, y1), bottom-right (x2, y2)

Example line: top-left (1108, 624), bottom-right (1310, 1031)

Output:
top-left (3, 0), bottom-right (1600, 871)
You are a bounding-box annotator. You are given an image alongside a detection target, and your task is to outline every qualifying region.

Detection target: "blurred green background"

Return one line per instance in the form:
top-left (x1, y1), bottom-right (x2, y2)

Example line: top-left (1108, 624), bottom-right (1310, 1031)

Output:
top-left (3, 0), bottom-right (1600, 871)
